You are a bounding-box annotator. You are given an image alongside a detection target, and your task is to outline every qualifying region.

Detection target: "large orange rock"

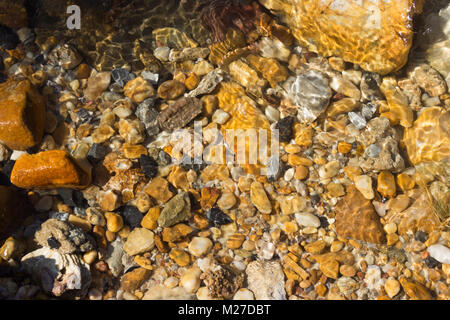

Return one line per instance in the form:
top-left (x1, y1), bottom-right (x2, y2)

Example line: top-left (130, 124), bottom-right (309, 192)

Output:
top-left (403, 107), bottom-right (450, 165)
top-left (10, 150), bottom-right (91, 189)
top-left (0, 79), bottom-right (46, 150)
top-left (259, 0), bottom-right (424, 75)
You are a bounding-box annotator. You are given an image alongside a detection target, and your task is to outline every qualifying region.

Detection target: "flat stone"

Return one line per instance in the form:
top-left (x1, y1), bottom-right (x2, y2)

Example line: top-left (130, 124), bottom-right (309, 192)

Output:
top-left (377, 171), bottom-right (396, 198)
top-left (399, 278), bottom-right (432, 300)
top-left (10, 150), bottom-right (91, 189)
top-left (0, 79), bottom-right (46, 150)
top-left (295, 212), bottom-right (320, 228)
top-left (84, 72), bottom-right (111, 101)
top-left (144, 177), bottom-right (174, 203)
top-left (384, 278), bottom-right (401, 298)
top-left (120, 267), bottom-right (151, 292)
top-left (354, 175), bottom-right (374, 200)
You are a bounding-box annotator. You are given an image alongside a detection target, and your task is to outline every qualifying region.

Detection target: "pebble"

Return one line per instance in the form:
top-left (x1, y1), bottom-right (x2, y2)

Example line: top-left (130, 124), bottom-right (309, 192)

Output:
top-left (123, 228), bottom-right (155, 256)
top-left (157, 80), bottom-right (185, 100)
top-left (154, 46), bottom-right (170, 62)
top-left (246, 260), bottom-right (286, 300)
top-left (188, 237), bottom-right (213, 257)
top-left (169, 248), bottom-right (191, 266)
top-left (294, 165), bottom-right (308, 180)
top-left (289, 70), bottom-right (331, 123)
top-left (348, 112), bottom-right (367, 130)
top-left (97, 190), bottom-right (120, 212)
top-left (377, 171), bottom-right (396, 198)
top-left (141, 207), bottom-right (160, 230)
top-left (206, 207), bottom-right (233, 227)
top-left (295, 212), bottom-right (320, 228)
top-left (339, 265), bottom-right (356, 277)
top-left (0, 79), bottom-right (46, 150)
top-left (180, 267), bottom-right (202, 293)
top-left (144, 177), bottom-right (174, 203)
top-left (396, 173), bottom-right (415, 192)
top-left (83, 250), bottom-right (98, 265)
top-left (157, 192), bottom-right (191, 227)
top-left (212, 109), bottom-right (230, 124)
top-left (250, 181), bottom-right (272, 214)
top-left (427, 244), bottom-right (450, 264)
top-left (318, 160), bottom-right (340, 179)
top-left (384, 278), bottom-right (401, 298)
top-left (354, 175), bottom-right (374, 200)
top-left (84, 72), bottom-right (111, 101)
top-left (217, 192), bottom-right (236, 210)
top-left (265, 106), bottom-right (280, 122)
top-left (383, 222), bottom-right (397, 235)
top-left (124, 76), bottom-right (155, 103)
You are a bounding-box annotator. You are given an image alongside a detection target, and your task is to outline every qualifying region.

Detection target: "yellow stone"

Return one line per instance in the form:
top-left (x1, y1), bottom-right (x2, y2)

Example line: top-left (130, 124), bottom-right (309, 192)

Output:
top-left (68, 214), bottom-right (92, 232)
top-left (105, 212), bottom-right (124, 233)
top-left (377, 171), bottom-right (396, 198)
top-left (123, 76), bottom-right (155, 103)
top-left (304, 240), bottom-right (326, 254)
top-left (294, 165), bottom-right (308, 180)
top-left (123, 143), bottom-right (148, 159)
top-left (288, 154), bottom-right (313, 167)
top-left (185, 72), bottom-right (200, 90)
top-left (141, 207), bottom-right (160, 230)
top-left (167, 166), bottom-right (190, 191)
top-left (380, 77), bottom-right (413, 128)
top-left (247, 54), bottom-right (289, 88)
top-left (259, 0), bottom-right (424, 75)
top-left (226, 234), bottom-right (246, 250)
top-left (337, 142), bottom-right (353, 154)
top-left (396, 173), bottom-right (415, 192)
top-left (169, 248), bottom-right (191, 266)
top-left (327, 98), bottom-right (360, 118)
top-left (293, 124), bottom-right (314, 147)
top-left (399, 278), bottom-right (432, 300)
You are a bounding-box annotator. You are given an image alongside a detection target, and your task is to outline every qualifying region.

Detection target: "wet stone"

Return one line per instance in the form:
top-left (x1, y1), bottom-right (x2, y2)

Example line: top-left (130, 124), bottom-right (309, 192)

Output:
top-left (158, 192), bottom-right (192, 228)
top-left (275, 116), bottom-right (294, 143)
top-left (121, 206), bottom-right (144, 229)
top-left (139, 155), bottom-right (158, 179)
top-left (87, 143), bottom-right (106, 164)
top-left (348, 112), bottom-right (367, 130)
top-left (157, 97), bottom-right (202, 132)
top-left (206, 207), bottom-right (233, 227)
top-left (111, 68), bottom-right (134, 87)
top-left (135, 99), bottom-right (160, 136)
top-left (366, 144), bottom-right (381, 158)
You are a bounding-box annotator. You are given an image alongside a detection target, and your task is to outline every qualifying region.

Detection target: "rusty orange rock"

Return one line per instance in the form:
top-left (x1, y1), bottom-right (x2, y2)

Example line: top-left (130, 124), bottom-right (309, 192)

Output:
top-left (259, 0), bottom-right (424, 75)
top-left (10, 150), bottom-right (91, 189)
top-left (0, 79), bottom-right (46, 150)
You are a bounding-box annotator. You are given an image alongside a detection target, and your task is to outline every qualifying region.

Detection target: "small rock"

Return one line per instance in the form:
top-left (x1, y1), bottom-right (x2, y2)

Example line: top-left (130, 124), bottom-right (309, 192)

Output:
top-left (154, 46), bottom-right (170, 62)
top-left (120, 267), bottom-right (151, 292)
top-left (156, 97), bottom-right (202, 132)
top-left (246, 260), bottom-right (285, 300)
top-left (0, 79), bottom-right (46, 150)
top-left (408, 64), bottom-right (447, 97)
top-left (157, 80), bottom-right (185, 100)
top-left (121, 205), bottom-right (144, 229)
top-left (233, 288), bottom-right (255, 300)
top-left (157, 192), bottom-right (192, 227)
top-left (84, 71), bottom-right (111, 101)
top-left (348, 112), bottom-right (367, 130)
top-left (186, 69), bottom-right (223, 98)
top-left (275, 116), bottom-right (294, 143)
top-left (399, 278), bottom-right (432, 300)
top-left (354, 175), bottom-right (374, 200)
top-left (318, 160), bottom-right (340, 179)
top-left (105, 212), bottom-right (124, 233)
top-left (144, 177), bottom-right (174, 203)
top-left (212, 109), bottom-right (230, 124)
top-left (206, 207), bottom-right (233, 227)
top-left (384, 278), bottom-right (401, 298)
top-left (288, 70), bottom-right (331, 123)
top-left (427, 244), bottom-right (450, 264)
top-left (180, 267), bottom-right (202, 293)
top-left (250, 181), bottom-right (272, 214)
top-left (278, 194), bottom-right (306, 215)
top-left (124, 76), bottom-right (156, 103)
top-left (123, 228), bottom-right (155, 256)
top-left (188, 237), bottom-right (213, 257)
top-left (97, 190), bottom-right (120, 212)
top-left (87, 143), bottom-right (106, 164)
top-left (217, 192), bottom-right (236, 210)
top-left (295, 212), bottom-right (320, 228)
top-left (377, 171), bottom-right (396, 198)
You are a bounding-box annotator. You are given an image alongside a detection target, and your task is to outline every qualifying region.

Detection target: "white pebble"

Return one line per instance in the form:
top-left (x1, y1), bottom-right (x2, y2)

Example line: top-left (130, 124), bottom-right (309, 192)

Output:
top-left (295, 212), bottom-right (320, 228)
top-left (284, 167), bottom-right (294, 181)
top-left (212, 109), bottom-right (230, 125)
top-left (180, 267), bottom-right (202, 293)
top-left (10, 150), bottom-right (27, 161)
top-left (188, 237), bottom-right (213, 257)
top-left (427, 244), bottom-right (450, 264)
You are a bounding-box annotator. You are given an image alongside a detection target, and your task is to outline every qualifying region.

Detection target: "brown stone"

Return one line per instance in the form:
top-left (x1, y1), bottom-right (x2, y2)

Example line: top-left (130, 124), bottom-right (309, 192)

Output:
top-left (144, 177), bottom-right (174, 203)
top-left (10, 150), bottom-right (91, 189)
top-left (0, 79), bottom-right (46, 150)
top-left (141, 207), bottom-right (160, 230)
top-left (259, 0), bottom-right (424, 75)
top-left (377, 171), bottom-right (396, 198)
top-left (200, 187), bottom-right (221, 210)
top-left (124, 76), bottom-right (155, 103)
top-left (157, 80), bottom-right (185, 100)
top-left (335, 185), bottom-right (386, 244)
top-left (120, 267), bottom-right (151, 292)
top-left (399, 278), bottom-right (433, 300)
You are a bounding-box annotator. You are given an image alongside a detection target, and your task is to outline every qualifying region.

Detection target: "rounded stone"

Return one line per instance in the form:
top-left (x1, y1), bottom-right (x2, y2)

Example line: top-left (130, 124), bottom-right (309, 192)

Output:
top-left (188, 237), bottom-right (213, 257)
